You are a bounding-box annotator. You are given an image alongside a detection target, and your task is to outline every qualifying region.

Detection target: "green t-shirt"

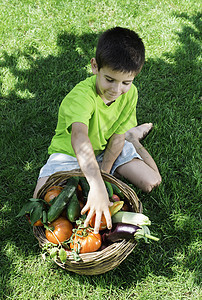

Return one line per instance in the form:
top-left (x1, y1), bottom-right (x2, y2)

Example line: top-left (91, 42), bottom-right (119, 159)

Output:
top-left (48, 75), bottom-right (138, 157)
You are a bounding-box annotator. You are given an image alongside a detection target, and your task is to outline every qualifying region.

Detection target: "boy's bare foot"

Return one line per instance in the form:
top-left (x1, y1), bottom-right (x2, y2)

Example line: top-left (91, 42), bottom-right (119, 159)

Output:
top-left (125, 123), bottom-right (153, 142)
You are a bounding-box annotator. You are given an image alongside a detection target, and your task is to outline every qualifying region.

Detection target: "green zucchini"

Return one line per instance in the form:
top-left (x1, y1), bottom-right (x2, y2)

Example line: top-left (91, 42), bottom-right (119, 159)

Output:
top-left (104, 181), bottom-right (113, 198)
top-left (66, 193), bottom-right (80, 222)
top-left (79, 177), bottom-right (90, 199)
top-left (47, 177), bottom-right (79, 223)
top-left (112, 211), bottom-right (151, 226)
top-left (79, 178), bottom-right (114, 200)
top-left (111, 183), bottom-right (124, 198)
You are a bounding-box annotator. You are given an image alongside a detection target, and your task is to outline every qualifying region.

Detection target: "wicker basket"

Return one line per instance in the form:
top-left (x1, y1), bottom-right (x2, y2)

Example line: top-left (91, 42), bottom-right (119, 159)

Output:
top-left (33, 169), bottom-right (142, 275)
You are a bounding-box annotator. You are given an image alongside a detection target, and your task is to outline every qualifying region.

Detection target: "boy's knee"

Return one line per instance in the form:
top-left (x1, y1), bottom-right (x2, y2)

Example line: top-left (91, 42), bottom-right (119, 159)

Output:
top-left (143, 176), bottom-right (162, 193)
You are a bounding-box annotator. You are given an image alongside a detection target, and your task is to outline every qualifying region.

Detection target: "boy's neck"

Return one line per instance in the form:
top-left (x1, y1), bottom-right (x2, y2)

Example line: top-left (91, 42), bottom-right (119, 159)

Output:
top-left (95, 82), bottom-right (112, 104)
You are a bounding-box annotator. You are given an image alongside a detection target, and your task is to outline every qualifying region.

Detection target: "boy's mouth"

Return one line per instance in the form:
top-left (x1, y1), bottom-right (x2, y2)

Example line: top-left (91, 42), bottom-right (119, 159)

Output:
top-left (107, 91), bottom-right (119, 99)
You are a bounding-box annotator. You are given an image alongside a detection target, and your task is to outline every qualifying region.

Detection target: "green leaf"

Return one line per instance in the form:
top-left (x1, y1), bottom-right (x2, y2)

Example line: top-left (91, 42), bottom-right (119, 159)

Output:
top-left (59, 248), bottom-right (67, 264)
top-left (71, 249), bottom-right (81, 262)
top-left (28, 198), bottom-right (43, 202)
top-left (50, 248), bottom-right (58, 261)
top-left (16, 201), bottom-right (38, 217)
top-left (30, 202), bottom-right (43, 225)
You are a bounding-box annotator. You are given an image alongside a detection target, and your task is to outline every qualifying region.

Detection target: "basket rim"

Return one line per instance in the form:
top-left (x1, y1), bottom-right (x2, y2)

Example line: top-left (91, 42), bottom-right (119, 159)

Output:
top-left (37, 169), bottom-right (142, 213)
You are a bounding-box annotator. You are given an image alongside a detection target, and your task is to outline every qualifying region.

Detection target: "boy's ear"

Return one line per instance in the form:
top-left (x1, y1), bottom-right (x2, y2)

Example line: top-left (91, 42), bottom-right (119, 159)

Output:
top-left (91, 58), bottom-right (98, 75)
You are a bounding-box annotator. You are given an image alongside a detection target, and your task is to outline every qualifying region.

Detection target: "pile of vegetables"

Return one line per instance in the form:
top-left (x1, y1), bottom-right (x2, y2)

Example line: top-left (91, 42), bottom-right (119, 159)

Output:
top-left (17, 177), bottom-right (159, 263)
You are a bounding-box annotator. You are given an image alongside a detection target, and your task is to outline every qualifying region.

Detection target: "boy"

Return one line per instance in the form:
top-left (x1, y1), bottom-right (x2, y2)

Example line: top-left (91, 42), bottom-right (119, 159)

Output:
top-left (33, 27), bottom-right (161, 233)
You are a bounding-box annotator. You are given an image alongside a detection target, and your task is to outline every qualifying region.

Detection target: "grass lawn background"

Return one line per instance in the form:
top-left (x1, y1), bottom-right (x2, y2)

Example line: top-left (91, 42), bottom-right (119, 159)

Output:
top-left (0, 0), bottom-right (201, 299)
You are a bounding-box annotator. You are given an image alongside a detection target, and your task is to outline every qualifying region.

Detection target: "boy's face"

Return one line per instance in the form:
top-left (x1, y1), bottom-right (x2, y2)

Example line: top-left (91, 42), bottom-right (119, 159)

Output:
top-left (91, 58), bottom-right (136, 103)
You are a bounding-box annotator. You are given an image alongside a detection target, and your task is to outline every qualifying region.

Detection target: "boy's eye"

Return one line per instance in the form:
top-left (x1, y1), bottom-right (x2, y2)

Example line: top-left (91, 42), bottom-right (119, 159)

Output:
top-left (106, 78), bottom-right (113, 82)
top-left (105, 78), bottom-right (131, 85)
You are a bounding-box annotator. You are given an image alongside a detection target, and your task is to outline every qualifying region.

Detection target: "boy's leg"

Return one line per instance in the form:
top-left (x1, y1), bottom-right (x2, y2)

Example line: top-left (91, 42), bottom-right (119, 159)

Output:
top-left (125, 123), bottom-right (153, 142)
top-left (116, 157), bottom-right (161, 193)
top-left (116, 124), bottom-right (161, 193)
top-left (33, 176), bottom-right (49, 198)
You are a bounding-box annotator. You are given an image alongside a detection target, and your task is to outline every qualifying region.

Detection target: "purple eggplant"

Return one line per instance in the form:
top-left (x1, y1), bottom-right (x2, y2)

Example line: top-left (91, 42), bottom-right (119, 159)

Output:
top-left (102, 223), bottom-right (141, 244)
top-left (102, 223), bottom-right (159, 245)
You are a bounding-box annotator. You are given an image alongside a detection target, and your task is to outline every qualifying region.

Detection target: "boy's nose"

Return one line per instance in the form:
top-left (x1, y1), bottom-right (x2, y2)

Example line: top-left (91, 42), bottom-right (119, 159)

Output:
top-left (112, 83), bottom-right (121, 94)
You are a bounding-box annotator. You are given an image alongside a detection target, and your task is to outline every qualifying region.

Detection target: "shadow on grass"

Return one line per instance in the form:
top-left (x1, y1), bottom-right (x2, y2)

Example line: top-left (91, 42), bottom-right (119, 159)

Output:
top-left (0, 30), bottom-right (98, 298)
top-left (0, 12), bottom-right (201, 296)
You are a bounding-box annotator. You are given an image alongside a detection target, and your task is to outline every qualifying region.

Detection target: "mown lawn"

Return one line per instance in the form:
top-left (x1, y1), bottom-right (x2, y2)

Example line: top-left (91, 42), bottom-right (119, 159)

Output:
top-left (0, 0), bottom-right (201, 299)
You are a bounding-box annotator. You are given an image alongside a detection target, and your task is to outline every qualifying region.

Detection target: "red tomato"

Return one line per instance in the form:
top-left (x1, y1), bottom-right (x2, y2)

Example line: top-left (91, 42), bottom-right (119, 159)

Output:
top-left (26, 214), bottom-right (43, 226)
top-left (45, 217), bottom-right (73, 244)
top-left (70, 228), bottom-right (101, 253)
top-left (89, 209), bottom-right (111, 231)
top-left (112, 194), bottom-right (120, 202)
top-left (44, 186), bottom-right (63, 204)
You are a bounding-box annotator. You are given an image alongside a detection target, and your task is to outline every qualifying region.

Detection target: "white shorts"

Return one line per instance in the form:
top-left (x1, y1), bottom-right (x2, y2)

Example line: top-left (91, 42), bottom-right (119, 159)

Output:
top-left (38, 141), bottom-right (142, 179)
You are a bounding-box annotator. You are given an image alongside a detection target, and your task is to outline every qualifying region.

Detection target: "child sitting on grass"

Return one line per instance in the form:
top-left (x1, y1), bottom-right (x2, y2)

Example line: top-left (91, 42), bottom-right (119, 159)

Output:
top-left (33, 27), bottom-right (161, 233)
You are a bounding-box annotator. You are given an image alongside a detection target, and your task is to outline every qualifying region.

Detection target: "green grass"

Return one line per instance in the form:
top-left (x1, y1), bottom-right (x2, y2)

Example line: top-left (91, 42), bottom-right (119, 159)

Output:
top-left (0, 0), bottom-right (201, 299)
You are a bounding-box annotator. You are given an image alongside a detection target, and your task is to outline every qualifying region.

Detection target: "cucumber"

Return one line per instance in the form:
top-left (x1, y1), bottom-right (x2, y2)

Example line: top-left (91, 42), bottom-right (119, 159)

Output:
top-left (66, 193), bottom-right (80, 222)
top-left (47, 177), bottom-right (79, 223)
top-left (111, 183), bottom-right (124, 199)
top-left (79, 178), bottom-right (113, 199)
top-left (104, 181), bottom-right (113, 198)
top-left (79, 177), bottom-right (90, 199)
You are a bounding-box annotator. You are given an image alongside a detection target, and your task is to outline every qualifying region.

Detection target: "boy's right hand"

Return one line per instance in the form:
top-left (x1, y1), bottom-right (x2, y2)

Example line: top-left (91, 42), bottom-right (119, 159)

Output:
top-left (71, 123), bottom-right (113, 233)
top-left (81, 181), bottom-right (113, 234)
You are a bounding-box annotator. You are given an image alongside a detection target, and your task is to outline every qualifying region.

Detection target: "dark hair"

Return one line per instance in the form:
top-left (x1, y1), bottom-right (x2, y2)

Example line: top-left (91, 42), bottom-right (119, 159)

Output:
top-left (95, 27), bottom-right (145, 74)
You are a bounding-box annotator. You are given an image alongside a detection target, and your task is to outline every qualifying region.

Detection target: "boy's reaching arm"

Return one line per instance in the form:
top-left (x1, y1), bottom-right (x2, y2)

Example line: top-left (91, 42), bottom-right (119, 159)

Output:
top-left (101, 133), bottom-right (125, 173)
top-left (71, 122), bottom-right (112, 233)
